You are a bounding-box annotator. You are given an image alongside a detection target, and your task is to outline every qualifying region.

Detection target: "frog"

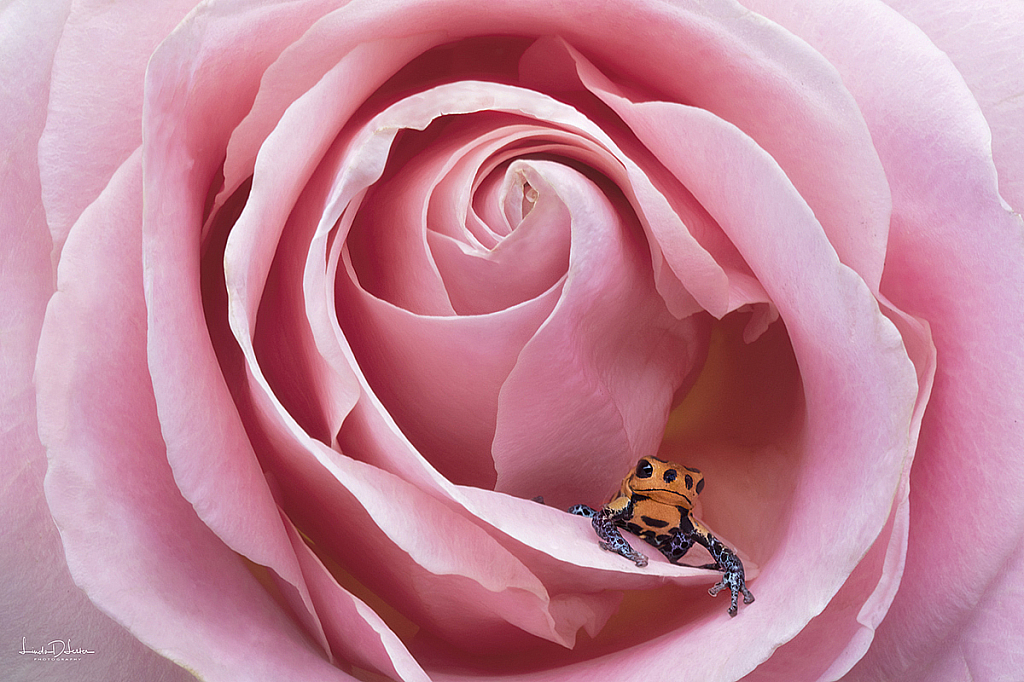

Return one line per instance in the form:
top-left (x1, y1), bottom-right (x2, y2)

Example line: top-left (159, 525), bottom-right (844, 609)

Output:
top-left (569, 456), bottom-right (755, 616)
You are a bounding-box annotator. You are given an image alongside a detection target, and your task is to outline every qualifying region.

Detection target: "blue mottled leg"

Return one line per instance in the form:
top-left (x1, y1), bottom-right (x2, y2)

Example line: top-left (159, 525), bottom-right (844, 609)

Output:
top-left (707, 547), bottom-right (754, 616)
top-left (569, 504), bottom-right (648, 567)
top-left (567, 504), bottom-right (596, 517)
top-left (672, 525), bottom-right (754, 616)
top-left (702, 538), bottom-right (754, 616)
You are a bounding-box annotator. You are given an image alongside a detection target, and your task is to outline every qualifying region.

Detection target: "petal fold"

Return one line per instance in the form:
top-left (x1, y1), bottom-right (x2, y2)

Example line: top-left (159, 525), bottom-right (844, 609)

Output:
top-left (37, 152), bottom-right (349, 682)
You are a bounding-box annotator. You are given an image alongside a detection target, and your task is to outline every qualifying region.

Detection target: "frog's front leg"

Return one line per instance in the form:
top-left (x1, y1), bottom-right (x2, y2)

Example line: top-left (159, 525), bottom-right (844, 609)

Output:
top-left (672, 524), bottom-right (754, 616)
top-left (569, 503), bottom-right (649, 567)
top-left (705, 545), bottom-right (755, 616)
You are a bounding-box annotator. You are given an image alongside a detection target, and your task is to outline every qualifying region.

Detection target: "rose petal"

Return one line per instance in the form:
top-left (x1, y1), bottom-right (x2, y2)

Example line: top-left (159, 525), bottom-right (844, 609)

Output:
top-left (221, 96), bottom-right (627, 645)
top-left (490, 159), bottom-right (709, 507)
top-left (318, 176), bottom-right (739, 591)
top-left (1, 4), bottom-right (196, 679)
top-left (531, 27), bottom-right (892, 297)
top-left (379, 118), bottom-right (575, 315)
top-left (280, 513), bottom-right (433, 682)
top-left (883, 0), bottom-right (1024, 212)
top-left (211, 24), bottom-right (443, 234)
top-left (36, 0), bottom-right (198, 259)
top-left (491, 94), bottom-right (917, 682)
top-left (142, 0), bottom-right (338, 627)
top-left (567, 54), bottom-right (919, 576)
top-left (97, 2), bottom-right (974, 675)
top-left (336, 247), bottom-right (561, 488)
top-left (737, 1), bottom-right (1024, 678)
top-left (741, 307), bottom-right (936, 681)
top-left (900, 537), bottom-right (1024, 682)
top-left (36, 152), bottom-right (349, 681)
top-left (288, 78), bottom-right (722, 492)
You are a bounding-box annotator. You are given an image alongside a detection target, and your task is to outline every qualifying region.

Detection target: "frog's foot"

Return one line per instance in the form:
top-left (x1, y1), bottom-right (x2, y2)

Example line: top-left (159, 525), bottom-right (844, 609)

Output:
top-left (597, 537), bottom-right (649, 567)
top-left (708, 562), bottom-right (755, 617)
top-left (596, 515), bottom-right (648, 567)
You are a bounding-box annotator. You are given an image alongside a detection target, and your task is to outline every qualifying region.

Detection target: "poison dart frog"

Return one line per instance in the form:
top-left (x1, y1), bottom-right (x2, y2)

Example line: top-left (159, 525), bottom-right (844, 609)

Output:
top-left (569, 456), bottom-right (755, 616)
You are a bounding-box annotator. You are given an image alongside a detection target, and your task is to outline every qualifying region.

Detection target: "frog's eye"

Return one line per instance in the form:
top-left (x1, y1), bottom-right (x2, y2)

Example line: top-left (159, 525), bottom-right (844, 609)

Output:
top-left (695, 478), bottom-right (705, 495)
top-left (663, 469), bottom-right (677, 484)
top-left (635, 459), bottom-right (654, 478)
top-left (684, 474), bottom-right (693, 489)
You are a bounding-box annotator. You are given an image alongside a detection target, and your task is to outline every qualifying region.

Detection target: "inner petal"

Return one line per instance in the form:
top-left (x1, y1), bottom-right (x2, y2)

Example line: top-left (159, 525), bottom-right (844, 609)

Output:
top-left (429, 157), bottom-right (572, 316)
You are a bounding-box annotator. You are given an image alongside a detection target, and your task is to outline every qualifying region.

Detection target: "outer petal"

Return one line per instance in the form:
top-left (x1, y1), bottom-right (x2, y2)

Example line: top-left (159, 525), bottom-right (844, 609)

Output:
top-left (142, 0), bottom-right (333, 626)
top-left (883, 0), bottom-right (1024, 212)
top-left (36, 151), bottom-right (351, 682)
top-left (37, 0), bottom-right (198, 259)
top-left (902, 538), bottom-right (1024, 682)
top-left (738, 0), bottom-right (1024, 678)
top-left (0, 2), bottom-right (196, 680)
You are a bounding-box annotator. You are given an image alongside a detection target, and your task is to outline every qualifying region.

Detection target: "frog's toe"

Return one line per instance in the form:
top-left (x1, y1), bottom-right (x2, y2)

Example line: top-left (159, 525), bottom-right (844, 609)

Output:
top-left (708, 578), bottom-right (739, 617)
top-left (709, 571), bottom-right (753, 617)
top-left (599, 540), bottom-right (648, 567)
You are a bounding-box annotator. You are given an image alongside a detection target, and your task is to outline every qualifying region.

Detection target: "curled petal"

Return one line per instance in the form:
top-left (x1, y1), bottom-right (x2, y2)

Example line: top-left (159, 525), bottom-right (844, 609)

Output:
top-left (37, 153), bottom-right (348, 681)
top-left (740, 1), bottom-right (1024, 678)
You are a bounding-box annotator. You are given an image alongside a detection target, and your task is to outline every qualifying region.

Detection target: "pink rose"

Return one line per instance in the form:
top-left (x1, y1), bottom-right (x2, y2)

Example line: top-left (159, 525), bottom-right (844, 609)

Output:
top-left (3, 0), bottom-right (1022, 681)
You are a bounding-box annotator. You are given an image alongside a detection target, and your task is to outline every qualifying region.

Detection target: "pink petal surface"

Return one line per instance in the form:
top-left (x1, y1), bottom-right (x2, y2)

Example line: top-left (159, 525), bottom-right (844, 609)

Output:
top-left (901, 537), bottom-right (1024, 682)
top-left (232, 12), bottom-right (922, 679)
top-left (366, 118), bottom-right (574, 315)
top-left (309, 78), bottom-right (725, 486)
top-left (213, 19), bottom-right (445, 220)
top-left (533, 37), bottom-right (942, 679)
top-left (36, 152), bottom-right (350, 681)
top-left (226, 161), bottom-right (623, 648)
top-left (606, 105), bottom-right (915, 682)
top-left (226, 0), bottom-right (905, 320)
top-left (736, 2), bottom-right (1024, 679)
top-left (1, 3), bottom-right (195, 680)
top-left (36, 0), bottom-right (198, 260)
top-left (336, 248), bottom-right (561, 488)
top-left (488, 158), bottom-right (708, 507)
top-left (740, 307), bottom-right (936, 681)
top-left (884, 0), bottom-right (1024, 213)
top-left (141, 0), bottom-right (340, 631)
top-left (250, 424), bottom-right (621, 650)
top-left (227, 133), bottom-right (693, 654)
top-left (291, 92), bottom-right (764, 646)
top-left (281, 512), bottom-right (433, 682)
top-left (18, 1), bottom-right (1016, 681)
top-left (468, 85), bottom-right (914, 682)
top-left (294, 80), bottom-right (736, 596)
top-left (213, 73), bottom-right (640, 648)
top-left (312, 156), bottom-right (752, 592)
top-left (302, 56), bottom-right (917, 682)
top-left (324, 0), bottom-right (891, 294)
